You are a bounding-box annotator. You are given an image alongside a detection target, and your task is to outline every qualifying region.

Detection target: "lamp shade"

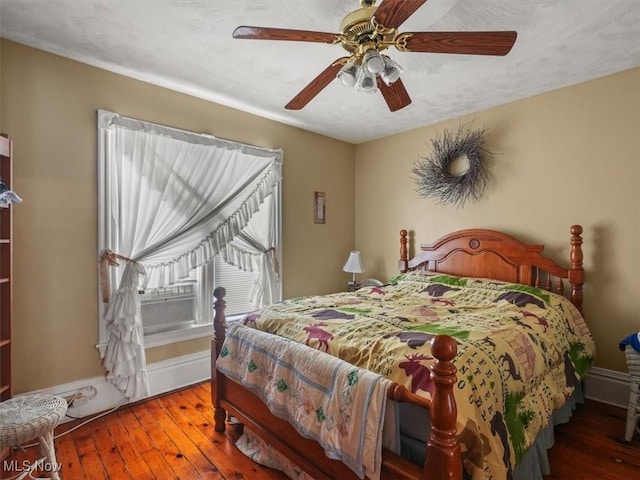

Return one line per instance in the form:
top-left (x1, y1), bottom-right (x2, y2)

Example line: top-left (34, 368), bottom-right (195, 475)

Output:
top-left (356, 67), bottom-right (377, 94)
top-left (342, 251), bottom-right (365, 274)
top-left (337, 61), bottom-right (359, 87)
top-left (363, 49), bottom-right (384, 74)
top-left (380, 55), bottom-right (403, 86)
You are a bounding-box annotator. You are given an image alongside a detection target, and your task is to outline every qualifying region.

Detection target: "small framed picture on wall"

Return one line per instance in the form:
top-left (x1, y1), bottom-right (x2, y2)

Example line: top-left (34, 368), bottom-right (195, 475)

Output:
top-left (314, 191), bottom-right (325, 224)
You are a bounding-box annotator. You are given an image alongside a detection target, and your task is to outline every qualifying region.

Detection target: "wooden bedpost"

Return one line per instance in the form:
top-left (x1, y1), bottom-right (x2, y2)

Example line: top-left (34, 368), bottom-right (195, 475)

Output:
top-left (568, 225), bottom-right (584, 312)
top-left (211, 286), bottom-right (227, 432)
top-left (399, 229), bottom-right (409, 273)
top-left (425, 335), bottom-right (462, 480)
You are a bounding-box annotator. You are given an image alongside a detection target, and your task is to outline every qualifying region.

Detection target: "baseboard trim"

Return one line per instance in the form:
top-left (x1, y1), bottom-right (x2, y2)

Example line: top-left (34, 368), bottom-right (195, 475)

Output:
top-left (28, 349), bottom-right (211, 420)
top-left (583, 366), bottom-right (630, 409)
top-left (26, 354), bottom-right (630, 420)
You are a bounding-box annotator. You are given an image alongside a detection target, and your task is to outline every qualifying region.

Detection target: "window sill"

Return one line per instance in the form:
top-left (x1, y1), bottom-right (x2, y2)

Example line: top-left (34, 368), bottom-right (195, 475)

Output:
top-left (143, 322), bottom-right (214, 348)
top-left (97, 322), bottom-right (213, 357)
top-left (96, 314), bottom-right (247, 357)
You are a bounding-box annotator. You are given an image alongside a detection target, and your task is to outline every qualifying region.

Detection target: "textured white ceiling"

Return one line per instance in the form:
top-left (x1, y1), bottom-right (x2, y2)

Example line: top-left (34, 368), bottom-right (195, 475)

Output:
top-left (1, 0), bottom-right (639, 144)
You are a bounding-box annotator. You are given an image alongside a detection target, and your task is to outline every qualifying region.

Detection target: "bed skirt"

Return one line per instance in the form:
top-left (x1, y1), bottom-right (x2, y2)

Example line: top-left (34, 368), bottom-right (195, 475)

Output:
top-left (400, 384), bottom-right (584, 480)
top-left (233, 384), bottom-right (583, 480)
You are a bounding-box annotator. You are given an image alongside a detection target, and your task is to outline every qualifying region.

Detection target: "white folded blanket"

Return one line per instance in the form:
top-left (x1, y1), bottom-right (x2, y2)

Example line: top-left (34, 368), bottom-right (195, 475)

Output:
top-left (216, 322), bottom-right (393, 480)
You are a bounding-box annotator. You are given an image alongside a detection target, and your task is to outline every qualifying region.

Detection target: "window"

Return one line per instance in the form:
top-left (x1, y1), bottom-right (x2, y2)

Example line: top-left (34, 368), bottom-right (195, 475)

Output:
top-left (138, 256), bottom-right (260, 338)
top-left (97, 110), bottom-right (282, 358)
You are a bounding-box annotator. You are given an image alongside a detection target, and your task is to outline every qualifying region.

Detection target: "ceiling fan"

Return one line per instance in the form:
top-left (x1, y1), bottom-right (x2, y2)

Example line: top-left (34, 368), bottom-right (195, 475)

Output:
top-left (233, 0), bottom-right (517, 112)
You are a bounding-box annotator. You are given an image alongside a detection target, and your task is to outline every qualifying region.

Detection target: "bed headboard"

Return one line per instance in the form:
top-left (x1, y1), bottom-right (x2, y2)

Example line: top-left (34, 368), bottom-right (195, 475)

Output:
top-left (398, 225), bottom-right (584, 311)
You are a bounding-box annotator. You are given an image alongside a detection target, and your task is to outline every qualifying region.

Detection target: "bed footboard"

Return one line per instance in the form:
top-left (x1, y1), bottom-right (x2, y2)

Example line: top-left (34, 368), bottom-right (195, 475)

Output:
top-left (210, 287), bottom-right (462, 480)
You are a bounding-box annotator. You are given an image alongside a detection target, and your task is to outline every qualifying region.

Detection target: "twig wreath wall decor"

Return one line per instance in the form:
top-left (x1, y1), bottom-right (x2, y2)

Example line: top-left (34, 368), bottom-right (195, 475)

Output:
top-left (412, 122), bottom-right (493, 207)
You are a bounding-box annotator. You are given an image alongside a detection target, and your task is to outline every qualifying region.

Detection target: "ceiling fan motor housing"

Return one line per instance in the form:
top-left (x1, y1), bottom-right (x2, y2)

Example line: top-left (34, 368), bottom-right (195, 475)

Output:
top-left (339, 6), bottom-right (395, 55)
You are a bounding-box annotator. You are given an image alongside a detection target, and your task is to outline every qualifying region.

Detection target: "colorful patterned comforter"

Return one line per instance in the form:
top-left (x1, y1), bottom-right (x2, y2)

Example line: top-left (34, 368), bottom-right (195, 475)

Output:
top-left (240, 271), bottom-right (596, 480)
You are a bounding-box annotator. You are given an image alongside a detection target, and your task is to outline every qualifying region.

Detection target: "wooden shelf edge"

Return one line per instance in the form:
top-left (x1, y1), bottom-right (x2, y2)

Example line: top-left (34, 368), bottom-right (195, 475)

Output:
top-left (0, 133), bottom-right (13, 403)
top-left (0, 136), bottom-right (10, 157)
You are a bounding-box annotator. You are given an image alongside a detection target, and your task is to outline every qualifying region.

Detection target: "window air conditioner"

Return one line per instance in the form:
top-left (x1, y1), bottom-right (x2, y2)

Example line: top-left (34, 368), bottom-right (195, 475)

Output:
top-left (139, 284), bottom-right (196, 334)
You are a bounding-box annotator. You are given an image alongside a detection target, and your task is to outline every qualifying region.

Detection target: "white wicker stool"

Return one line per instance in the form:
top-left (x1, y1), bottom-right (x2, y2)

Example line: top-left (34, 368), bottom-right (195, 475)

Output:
top-left (625, 345), bottom-right (640, 442)
top-left (0, 394), bottom-right (67, 479)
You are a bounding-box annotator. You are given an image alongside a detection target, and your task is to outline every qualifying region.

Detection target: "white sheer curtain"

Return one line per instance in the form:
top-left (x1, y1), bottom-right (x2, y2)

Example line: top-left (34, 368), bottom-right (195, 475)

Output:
top-left (98, 110), bottom-right (282, 399)
top-left (222, 194), bottom-right (279, 307)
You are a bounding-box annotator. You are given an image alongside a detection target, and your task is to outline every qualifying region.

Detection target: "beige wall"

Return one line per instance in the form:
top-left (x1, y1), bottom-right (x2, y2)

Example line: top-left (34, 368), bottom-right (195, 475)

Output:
top-left (355, 67), bottom-right (640, 373)
top-left (0, 40), bottom-right (355, 393)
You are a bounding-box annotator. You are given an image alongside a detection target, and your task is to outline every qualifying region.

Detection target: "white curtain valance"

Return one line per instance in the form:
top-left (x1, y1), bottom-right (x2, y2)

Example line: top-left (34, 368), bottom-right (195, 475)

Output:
top-left (141, 161), bottom-right (281, 288)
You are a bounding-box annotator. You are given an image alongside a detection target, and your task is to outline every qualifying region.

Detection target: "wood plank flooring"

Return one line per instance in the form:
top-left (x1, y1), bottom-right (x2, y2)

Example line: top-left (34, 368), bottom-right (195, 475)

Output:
top-left (1, 381), bottom-right (638, 479)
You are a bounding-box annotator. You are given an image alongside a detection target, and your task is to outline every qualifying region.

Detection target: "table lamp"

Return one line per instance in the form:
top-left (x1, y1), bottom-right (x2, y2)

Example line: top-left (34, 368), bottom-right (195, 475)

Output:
top-left (342, 250), bottom-right (365, 292)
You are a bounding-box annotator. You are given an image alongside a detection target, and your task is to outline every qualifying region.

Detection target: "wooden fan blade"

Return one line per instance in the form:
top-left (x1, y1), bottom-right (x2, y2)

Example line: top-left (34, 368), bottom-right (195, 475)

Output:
top-left (378, 78), bottom-right (412, 112)
top-left (373, 0), bottom-right (427, 29)
top-left (400, 31), bottom-right (517, 56)
top-left (285, 58), bottom-right (349, 110)
top-left (233, 26), bottom-right (339, 44)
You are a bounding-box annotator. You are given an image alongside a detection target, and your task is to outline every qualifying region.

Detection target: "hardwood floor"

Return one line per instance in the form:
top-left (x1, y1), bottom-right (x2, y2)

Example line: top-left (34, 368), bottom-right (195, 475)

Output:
top-left (545, 398), bottom-right (640, 480)
top-left (1, 382), bottom-right (638, 479)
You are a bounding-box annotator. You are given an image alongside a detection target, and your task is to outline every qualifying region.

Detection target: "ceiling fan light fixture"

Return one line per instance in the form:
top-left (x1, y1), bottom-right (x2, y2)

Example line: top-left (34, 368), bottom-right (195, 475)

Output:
top-left (362, 48), bottom-right (385, 74)
top-left (356, 67), bottom-right (377, 94)
top-left (337, 61), bottom-right (360, 87)
top-left (380, 55), bottom-right (403, 86)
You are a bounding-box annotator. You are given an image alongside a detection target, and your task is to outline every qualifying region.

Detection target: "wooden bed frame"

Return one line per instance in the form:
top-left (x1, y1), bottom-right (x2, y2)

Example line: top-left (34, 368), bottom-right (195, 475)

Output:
top-left (211, 225), bottom-right (585, 480)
